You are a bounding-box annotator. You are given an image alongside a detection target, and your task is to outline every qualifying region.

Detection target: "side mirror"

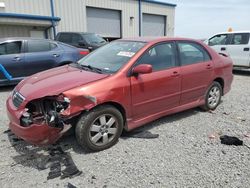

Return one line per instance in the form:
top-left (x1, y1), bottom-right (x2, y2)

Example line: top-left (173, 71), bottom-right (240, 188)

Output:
top-left (132, 64), bottom-right (152, 75)
top-left (78, 40), bottom-right (86, 47)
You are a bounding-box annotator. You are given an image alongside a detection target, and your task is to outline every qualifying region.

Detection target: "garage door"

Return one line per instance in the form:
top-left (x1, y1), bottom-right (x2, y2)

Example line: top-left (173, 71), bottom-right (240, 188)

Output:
top-left (0, 25), bottom-right (30, 38)
top-left (142, 14), bottom-right (166, 36)
top-left (86, 7), bottom-right (121, 38)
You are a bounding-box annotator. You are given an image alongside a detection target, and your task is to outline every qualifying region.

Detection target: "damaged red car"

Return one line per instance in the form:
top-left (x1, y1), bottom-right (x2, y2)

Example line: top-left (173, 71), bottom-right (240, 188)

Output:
top-left (6, 37), bottom-right (233, 151)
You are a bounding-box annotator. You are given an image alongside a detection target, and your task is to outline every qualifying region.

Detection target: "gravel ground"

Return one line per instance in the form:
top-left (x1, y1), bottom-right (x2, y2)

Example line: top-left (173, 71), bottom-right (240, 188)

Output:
top-left (0, 71), bottom-right (250, 188)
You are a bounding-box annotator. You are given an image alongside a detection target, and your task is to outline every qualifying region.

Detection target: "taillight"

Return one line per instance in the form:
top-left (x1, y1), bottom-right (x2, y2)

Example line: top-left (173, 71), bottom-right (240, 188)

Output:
top-left (80, 51), bottom-right (89, 55)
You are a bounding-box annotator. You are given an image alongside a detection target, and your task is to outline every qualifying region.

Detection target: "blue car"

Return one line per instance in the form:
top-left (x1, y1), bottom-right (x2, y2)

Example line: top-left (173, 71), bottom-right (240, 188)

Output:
top-left (0, 38), bottom-right (89, 86)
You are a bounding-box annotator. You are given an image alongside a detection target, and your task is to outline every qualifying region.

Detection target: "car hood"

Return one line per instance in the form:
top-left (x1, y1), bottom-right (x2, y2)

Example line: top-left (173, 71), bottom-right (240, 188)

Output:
top-left (15, 65), bottom-right (109, 100)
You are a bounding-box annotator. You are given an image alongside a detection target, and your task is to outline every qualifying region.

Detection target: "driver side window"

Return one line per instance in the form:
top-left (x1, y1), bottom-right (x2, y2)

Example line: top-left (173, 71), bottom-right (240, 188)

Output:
top-left (208, 34), bottom-right (230, 46)
top-left (135, 43), bottom-right (176, 71)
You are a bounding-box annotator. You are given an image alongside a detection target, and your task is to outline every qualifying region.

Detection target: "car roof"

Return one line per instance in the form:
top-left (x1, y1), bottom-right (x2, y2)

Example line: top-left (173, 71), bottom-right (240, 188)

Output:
top-left (57, 32), bottom-right (95, 35)
top-left (118, 37), bottom-right (201, 43)
top-left (214, 31), bottom-right (250, 35)
top-left (0, 37), bottom-right (54, 43)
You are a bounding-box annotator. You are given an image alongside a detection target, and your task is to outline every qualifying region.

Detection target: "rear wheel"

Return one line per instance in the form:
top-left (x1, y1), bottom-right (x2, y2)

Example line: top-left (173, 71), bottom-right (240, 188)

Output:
top-left (75, 105), bottom-right (123, 151)
top-left (201, 81), bottom-right (222, 111)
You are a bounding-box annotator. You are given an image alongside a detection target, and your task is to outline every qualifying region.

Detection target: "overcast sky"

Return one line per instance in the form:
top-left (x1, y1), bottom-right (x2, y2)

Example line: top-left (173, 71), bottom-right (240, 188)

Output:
top-left (157, 0), bottom-right (250, 39)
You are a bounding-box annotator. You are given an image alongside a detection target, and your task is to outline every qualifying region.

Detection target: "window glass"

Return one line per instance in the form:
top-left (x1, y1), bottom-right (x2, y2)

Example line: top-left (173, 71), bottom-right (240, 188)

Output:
top-left (78, 41), bottom-right (145, 73)
top-left (28, 40), bottom-right (51, 53)
top-left (83, 34), bottom-right (106, 45)
top-left (208, 34), bottom-right (229, 46)
top-left (0, 42), bottom-right (22, 55)
top-left (135, 43), bottom-right (176, 71)
top-left (231, 33), bottom-right (250, 45)
top-left (178, 42), bottom-right (211, 65)
top-left (50, 43), bottom-right (57, 50)
top-left (58, 33), bottom-right (72, 43)
top-left (71, 34), bottom-right (82, 45)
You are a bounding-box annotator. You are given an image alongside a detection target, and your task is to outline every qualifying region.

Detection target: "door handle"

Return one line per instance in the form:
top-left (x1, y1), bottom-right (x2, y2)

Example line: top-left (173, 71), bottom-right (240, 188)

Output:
top-left (221, 47), bottom-right (226, 51)
top-left (13, 57), bottom-right (21, 61)
top-left (171, 71), bottom-right (180, 77)
top-left (243, 47), bottom-right (250, 51)
top-left (206, 64), bottom-right (213, 69)
top-left (53, 54), bottom-right (60, 57)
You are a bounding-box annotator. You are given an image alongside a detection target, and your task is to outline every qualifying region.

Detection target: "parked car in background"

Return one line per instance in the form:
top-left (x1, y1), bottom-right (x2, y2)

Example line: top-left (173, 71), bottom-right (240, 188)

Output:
top-left (7, 37), bottom-right (233, 151)
top-left (55, 32), bottom-right (107, 51)
top-left (205, 31), bottom-right (250, 68)
top-left (0, 38), bottom-right (89, 86)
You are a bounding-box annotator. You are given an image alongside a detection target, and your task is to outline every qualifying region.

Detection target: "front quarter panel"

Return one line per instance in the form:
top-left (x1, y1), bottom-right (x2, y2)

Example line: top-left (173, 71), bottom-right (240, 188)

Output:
top-left (62, 73), bottom-right (131, 118)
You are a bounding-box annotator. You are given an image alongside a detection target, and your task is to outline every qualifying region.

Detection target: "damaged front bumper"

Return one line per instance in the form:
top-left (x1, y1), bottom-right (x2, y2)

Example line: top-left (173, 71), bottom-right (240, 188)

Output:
top-left (6, 95), bottom-right (71, 146)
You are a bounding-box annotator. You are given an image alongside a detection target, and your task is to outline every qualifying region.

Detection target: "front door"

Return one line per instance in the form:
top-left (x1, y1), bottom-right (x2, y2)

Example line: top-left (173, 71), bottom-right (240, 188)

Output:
top-left (130, 42), bottom-right (181, 119)
top-left (207, 33), bottom-right (231, 55)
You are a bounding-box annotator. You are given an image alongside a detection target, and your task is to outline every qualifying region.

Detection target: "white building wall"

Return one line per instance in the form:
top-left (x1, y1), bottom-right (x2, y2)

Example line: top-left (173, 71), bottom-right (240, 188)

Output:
top-left (0, 0), bottom-right (175, 37)
top-left (1, 0), bottom-right (51, 16)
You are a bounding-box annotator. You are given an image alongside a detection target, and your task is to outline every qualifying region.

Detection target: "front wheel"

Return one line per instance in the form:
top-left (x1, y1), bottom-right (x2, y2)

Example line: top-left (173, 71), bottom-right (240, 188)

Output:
top-left (201, 81), bottom-right (222, 111)
top-left (75, 105), bottom-right (123, 151)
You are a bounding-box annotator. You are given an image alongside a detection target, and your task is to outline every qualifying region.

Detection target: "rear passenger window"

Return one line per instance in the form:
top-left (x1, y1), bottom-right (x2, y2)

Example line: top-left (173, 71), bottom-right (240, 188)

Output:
top-left (135, 43), bottom-right (176, 71)
top-left (178, 42), bottom-right (211, 66)
top-left (0, 41), bottom-right (22, 55)
top-left (231, 33), bottom-right (249, 45)
top-left (27, 40), bottom-right (51, 52)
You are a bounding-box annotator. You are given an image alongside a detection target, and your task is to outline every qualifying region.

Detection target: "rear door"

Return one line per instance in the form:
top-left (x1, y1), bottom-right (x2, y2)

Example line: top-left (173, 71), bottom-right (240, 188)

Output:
top-left (130, 42), bottom-right (181, 119)
top-left (226, 33), bottom-right (250, 67)
top-left (177, 41), bottom-right (213, 105)
top-left (207, 34), bottom-right (231, 54)
top-left (24, 39), bottom-right (62, 75)
top-left (0, 40), bottom-right (25, 79)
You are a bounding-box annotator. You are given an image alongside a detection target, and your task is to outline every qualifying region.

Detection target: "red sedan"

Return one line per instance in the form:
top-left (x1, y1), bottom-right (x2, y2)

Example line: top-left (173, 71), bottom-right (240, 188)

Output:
top-left (6, 37), bottom-right (233, 151)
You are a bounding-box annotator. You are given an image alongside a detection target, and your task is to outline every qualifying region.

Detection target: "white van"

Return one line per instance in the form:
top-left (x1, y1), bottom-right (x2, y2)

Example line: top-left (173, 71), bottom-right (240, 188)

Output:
top-left (205, 31), bottom-right (250, 68)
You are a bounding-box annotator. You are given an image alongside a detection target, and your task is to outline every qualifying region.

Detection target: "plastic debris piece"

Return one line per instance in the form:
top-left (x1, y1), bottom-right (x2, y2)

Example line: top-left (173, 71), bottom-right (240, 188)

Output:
top-left (67, 183), bottom-right (77, 188)
top-left (220, 135), bottom-right (243, 146)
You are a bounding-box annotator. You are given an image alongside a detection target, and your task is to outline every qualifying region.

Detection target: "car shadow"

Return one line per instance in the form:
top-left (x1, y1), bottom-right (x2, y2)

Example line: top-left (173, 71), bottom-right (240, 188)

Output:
top-left (0, 85), bottom-right (15, 92)
top-left (233, 69), bottom-right (250, 76)
top-left (5, 107), bottom-right (202, 172)
top-left (121, 107), bottom-right (201, 139)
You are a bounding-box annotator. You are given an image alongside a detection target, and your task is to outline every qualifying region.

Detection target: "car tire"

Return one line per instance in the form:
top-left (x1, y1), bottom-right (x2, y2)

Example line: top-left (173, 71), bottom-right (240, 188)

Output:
top-left (201, 81), bottom-right (222, 111)
top-left (75, 105), bottom-right (124, 151)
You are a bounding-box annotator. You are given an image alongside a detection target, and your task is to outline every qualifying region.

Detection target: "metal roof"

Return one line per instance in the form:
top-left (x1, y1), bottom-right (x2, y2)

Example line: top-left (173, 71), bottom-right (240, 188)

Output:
top-left (142, 0), bottom-right (177, 7)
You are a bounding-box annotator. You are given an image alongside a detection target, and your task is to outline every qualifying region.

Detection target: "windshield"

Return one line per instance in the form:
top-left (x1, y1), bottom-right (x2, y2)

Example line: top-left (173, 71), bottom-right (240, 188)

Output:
top-left (83, 34), bottom-right (106, 44)
top-left (78, 41), bottom-right (146, 73)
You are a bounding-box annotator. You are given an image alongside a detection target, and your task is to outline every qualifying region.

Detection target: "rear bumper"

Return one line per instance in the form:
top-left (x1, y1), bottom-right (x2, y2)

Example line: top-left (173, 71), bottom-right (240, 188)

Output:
top-left (6, 96), bottom-right (64, 145)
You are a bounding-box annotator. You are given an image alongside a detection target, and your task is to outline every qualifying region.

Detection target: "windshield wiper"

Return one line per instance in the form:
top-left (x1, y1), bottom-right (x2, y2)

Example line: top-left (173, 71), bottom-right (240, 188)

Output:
top-left (80, 64), bottom-right (103, 74)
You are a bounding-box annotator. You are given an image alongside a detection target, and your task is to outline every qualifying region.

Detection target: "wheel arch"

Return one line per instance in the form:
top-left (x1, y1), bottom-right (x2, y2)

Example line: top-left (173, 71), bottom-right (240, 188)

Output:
top-left (213, 77), bottom-right (224, 95)
top-left (91, 101), bottom-right (127, 127)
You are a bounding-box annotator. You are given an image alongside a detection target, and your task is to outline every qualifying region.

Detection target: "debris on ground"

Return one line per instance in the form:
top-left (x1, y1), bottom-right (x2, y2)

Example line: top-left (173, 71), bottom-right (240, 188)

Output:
top-left (208, 133), bottom-right (218, 139)
top-left (37, 146), bottom-right (82, 180)
top-left (208, 110), bottom-right (216, 114)
top-left (222, 112), bottom-right (230, 115)
top-left (122, 130), bottom-right (159, 139)
top-left (220, 135), bottom-right (243, 146)
top-left (3, 129), bottom-right (11, 134)
top-left (67, 183), bottom-right (77, 188)
top-left (236, 116), bottom-right (246, 122)
top-left (243, 132), bottom-right (250, 138)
